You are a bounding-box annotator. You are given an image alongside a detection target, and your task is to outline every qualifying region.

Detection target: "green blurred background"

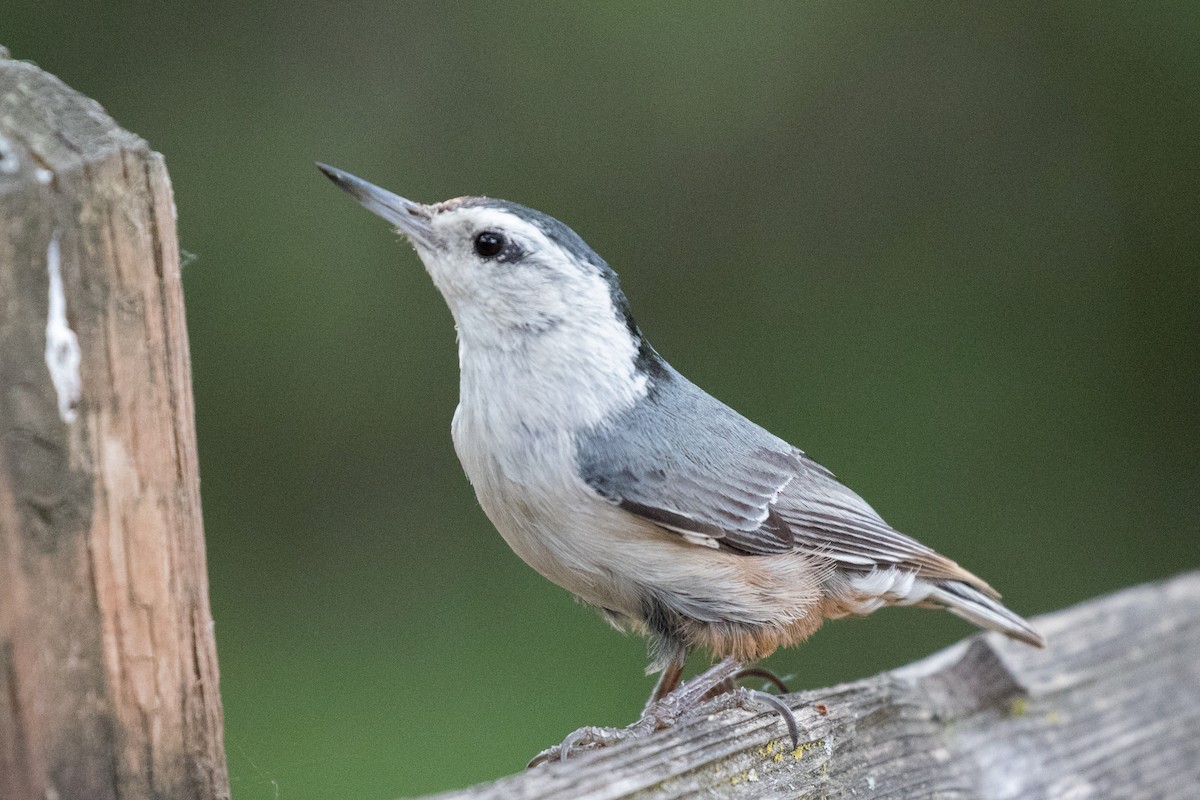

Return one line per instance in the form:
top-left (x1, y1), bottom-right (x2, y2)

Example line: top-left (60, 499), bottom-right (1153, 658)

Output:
top-left (6, 2), bottom-right (1199, 797)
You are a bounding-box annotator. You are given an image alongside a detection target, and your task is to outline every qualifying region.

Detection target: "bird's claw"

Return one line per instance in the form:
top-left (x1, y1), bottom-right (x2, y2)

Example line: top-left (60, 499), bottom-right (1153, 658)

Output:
top-left (699, 666), bottom-right (792, 702)
top-left (681, 686), bottom-right (801, 750)
top-left (527, 724), bottom-right (629, 767)
top-left (732, 666), bottom-right (791, 695)
top-left (739, 688), bottom-right (801, 750)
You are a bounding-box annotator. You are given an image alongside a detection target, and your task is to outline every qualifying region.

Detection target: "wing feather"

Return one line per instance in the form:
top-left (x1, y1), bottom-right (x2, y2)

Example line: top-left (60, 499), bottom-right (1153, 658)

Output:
top-left (575, 367), bottom-right (995, 596)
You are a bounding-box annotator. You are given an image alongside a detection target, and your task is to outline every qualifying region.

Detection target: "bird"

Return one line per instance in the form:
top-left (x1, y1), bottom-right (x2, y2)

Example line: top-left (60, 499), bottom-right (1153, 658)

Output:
top-left (316, 162), bottom-right (1045, 761)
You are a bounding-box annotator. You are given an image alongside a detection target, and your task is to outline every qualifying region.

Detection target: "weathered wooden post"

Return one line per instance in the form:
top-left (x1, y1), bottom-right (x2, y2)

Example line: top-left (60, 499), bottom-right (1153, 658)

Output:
top-left (0, 48), bottom-right (229, 800)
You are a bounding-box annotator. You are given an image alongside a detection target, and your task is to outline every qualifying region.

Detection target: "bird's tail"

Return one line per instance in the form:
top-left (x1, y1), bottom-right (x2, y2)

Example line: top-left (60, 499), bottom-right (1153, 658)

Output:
top-left (927, 580), bottom-right (1045, 648)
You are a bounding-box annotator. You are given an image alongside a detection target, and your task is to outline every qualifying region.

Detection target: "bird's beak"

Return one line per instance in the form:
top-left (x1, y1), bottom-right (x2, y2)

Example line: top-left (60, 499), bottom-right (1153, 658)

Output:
top-left (316, 162), bottom-right (435, 247)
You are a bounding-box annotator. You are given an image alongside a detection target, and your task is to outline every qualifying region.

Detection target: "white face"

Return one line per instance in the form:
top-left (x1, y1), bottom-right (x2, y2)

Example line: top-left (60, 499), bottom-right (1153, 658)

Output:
top-left (406, 200), bottom-right (632, 356)
top-left (384, 200), bottom-right (648, 376)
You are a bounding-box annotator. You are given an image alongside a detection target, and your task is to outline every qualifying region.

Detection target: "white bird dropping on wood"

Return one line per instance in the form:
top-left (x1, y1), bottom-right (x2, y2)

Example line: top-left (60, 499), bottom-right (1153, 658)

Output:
top-left (44, 232), bottom-right (81, 422)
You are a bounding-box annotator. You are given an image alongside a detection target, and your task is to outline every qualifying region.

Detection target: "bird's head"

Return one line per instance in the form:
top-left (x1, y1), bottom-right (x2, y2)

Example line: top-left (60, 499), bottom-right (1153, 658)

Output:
top-left (317, 163), bottom-right (650, 360)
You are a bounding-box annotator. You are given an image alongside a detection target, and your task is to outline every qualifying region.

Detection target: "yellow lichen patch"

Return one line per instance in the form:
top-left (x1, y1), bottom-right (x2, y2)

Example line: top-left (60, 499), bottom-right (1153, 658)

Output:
top-left (792, 738), bottom-right (826, 760)
top-left (1009, 696), bottom-right (1030, 717)
top-left (730, 769), bottom-right (760, 786)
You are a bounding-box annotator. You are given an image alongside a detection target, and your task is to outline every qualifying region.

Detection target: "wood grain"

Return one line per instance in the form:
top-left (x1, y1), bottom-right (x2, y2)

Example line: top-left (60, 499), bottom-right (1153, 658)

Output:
top-left (0, 49), bottom-right (228, 800)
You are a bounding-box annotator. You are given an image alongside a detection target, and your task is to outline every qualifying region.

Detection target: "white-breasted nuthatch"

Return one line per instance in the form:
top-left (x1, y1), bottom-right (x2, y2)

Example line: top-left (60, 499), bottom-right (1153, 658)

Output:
top-left (317, 163), bottom-right (1044, 759)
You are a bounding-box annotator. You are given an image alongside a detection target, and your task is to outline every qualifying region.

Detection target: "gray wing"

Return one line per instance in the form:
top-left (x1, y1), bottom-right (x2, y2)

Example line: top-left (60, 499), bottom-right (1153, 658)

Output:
top-left (577, 368), bottom-right (991, 589)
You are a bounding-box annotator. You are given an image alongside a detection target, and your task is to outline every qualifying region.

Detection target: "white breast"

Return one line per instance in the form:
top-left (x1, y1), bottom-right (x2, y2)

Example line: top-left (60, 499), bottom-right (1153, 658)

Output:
top-left (449, 311), bottom-right (653, 612)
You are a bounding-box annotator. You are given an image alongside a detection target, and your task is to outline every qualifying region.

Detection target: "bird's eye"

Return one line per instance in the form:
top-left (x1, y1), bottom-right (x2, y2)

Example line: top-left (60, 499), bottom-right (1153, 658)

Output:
top-left (474, 231), bottom-right (505, 258)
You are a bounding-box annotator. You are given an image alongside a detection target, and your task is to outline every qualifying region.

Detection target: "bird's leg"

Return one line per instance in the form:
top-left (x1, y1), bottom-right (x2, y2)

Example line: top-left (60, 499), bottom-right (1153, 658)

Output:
top-left (639, 656), bottom-right (742, 727)
top-left (528, 657), bottom-right (799, 767)
top-left (641, 658), bottom-right (797, 748)
top-left (643, 659), bottom-right (685, 712)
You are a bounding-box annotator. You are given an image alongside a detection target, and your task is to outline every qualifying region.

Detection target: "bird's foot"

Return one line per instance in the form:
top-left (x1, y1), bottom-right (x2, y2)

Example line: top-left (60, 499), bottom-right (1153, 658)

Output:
top-left (527, 658), bottom-right (799, 767)
top-left (526, 724), bottom-right (635, 767)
